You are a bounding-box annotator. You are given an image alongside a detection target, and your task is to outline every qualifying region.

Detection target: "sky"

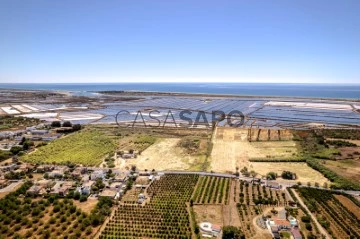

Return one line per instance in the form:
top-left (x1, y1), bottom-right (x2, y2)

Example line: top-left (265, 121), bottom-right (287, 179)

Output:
top-left (0, 0), bottom-right (359, 84)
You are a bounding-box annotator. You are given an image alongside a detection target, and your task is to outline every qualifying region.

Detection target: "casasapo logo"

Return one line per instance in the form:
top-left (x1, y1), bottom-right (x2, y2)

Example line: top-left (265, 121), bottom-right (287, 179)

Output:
top-left (115, 109), bottom-right (244, 128)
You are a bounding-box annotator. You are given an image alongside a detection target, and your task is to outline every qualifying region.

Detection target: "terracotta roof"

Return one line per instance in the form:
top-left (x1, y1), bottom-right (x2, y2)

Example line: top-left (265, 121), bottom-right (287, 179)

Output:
top-left (211, 224), bottom-right (221, 231)
top-left (273, 219), bottom-right (290, 227)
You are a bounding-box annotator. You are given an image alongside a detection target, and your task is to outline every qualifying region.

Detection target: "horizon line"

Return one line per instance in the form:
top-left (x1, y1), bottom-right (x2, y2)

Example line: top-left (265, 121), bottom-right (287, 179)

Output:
top-left (0, 82), bottom-right (359, 85)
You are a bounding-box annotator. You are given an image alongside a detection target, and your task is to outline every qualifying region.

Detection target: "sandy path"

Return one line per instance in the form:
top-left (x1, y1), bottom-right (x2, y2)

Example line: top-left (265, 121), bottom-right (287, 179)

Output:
top-left (223, 180), bottom-right (241, 227)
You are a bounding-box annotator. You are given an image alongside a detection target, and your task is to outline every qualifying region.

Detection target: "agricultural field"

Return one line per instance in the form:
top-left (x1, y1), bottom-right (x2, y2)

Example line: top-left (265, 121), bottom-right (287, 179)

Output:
top-left (117, 134), bottom-right (157, 152)
top-left (22, 130), bottom-right (117, 166)
top-left (250, 162), bottom-right (330, 184)
top-left (0, 182), bottom-right (101, 239)
top-left (191, 176), bottom-right (230, 204)
top-left (295, 130), bottom-right (360, 189)
top-left (246, 141), bottom-right (299, 161)
top-left (100, 174), bottom-right (198, 239)
top-left (192, 178), bottom-right (244, 239)
top-left (287, 188), bottom-right (323, 239)
top-left (193, 178), bottom-right (290, 239)
top-left (297, 188), bottom-right (360, 239)
top-left (121, 137), bottom-right (209, 171)
top-left (333, 194), bottom-right (360, 219)
top-left (210, 128), bottom-right (299, 173)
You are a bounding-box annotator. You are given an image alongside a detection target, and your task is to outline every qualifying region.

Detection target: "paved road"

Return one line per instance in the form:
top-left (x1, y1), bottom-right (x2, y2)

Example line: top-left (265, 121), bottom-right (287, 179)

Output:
top-left (291, 188), bottom-right (330, 239)
top-left (0, 181), bottom-right (22, 193)
top-left (299, 185), bottom-right (360, 196)
top-left (161, 170), bottom-right (237, 178)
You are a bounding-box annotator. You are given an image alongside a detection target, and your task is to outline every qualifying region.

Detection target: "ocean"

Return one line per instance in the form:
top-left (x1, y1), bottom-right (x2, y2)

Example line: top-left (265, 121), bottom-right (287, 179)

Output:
top-left (0, 83), bottom-right (359, 99)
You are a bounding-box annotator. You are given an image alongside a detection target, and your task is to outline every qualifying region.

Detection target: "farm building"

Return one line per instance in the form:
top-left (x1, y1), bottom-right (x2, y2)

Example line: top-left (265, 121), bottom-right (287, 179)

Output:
top-left (48, 169), bottom-right (65, 178)
top-left (36, 165), bottom-right (53, 173)
top-left (27, 185), bottom-right (43, 196)
top-left (0, 164), bottom-right (18, 172)
top-left (113, 171), bottom-right (128, 182)
top-left (81, 181), bottom-right (95, 195)
top-left (273, 219), bottom-right (291, 230)
top-left (50, 181), bottom-right (74, 196)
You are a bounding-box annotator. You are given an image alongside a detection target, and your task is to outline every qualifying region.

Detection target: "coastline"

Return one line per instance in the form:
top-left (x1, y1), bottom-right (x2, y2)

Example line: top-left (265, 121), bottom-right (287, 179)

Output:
top-left (0, 87), bottom-right (359, 102)
top-left (0, 82), bottom-right (359, 101)
top-left (95, 90), bottom-right (360, 102)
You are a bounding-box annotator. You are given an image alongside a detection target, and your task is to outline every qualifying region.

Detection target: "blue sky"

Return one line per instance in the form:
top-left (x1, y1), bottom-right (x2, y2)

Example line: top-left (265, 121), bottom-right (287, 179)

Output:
top-left (0, 0), bottom-right (359, 84)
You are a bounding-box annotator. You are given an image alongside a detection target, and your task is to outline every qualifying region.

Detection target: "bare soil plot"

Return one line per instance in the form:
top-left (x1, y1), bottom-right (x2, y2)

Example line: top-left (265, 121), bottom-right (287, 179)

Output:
top-left (323, 159), bottom-right (360, 183)
top-left (334, 194), bottom-right (360, 219)
top-left (121, 138), bottom-right (208, 171)
top-left (73, 198), bottom-right (98, 214)
top-left (250, 162), bottom-right (329, 184)
top-left (246, 141), bottom-right (298, 159)
top-left (193, 204), bottom-right (224, 225)
top-left (211, 128), bottom-right (252, 173)
top-left (121, 187), bottom-right (143, 203)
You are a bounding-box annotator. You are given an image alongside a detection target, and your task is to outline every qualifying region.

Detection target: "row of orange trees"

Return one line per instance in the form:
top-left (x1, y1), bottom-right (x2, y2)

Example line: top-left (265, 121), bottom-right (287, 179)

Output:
top-left (192, 176), bottom-right (230, 204)
top-left (298, 188), bottom-right (360, 239)
top-left (100, 174), bottom-right (198, 239)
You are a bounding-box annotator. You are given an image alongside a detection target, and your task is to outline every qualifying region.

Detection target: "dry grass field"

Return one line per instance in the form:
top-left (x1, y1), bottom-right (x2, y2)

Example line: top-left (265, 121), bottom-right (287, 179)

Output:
top-left (245, 141), bottom-right (297, 159)
top-left (121, 138), bottom-right (208, 171)
top-left (193, 205), bottom-right (224, 225)
top-left (210, 128), bottom-right (298, 173)
top-left (323, 159), bottom-right (360, 183)
top-left (72, 198), bottom-right (98, 214)
top-left (250, 162), bottom-right (329, 184)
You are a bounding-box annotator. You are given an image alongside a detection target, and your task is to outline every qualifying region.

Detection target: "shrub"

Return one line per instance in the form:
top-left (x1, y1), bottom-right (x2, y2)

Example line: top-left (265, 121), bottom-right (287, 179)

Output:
top-left (266, 172), bottom-right (277, 180)
top-left (51, 121), bottom-right (61, 127)
top-left (62, 121), bottom-right (72, 127)
top-left (301, 215), bottom-right (311, 223)
top-left (222, 226), bottom-right (245, 239)
top-left (305, 223), bottom-right (312, 231)
top-left (281, 171), bottom-right (296, 180)
top-left (53, 205), bottom-right (61, 213)
top-left (79, 195), bottom-right (87, 202)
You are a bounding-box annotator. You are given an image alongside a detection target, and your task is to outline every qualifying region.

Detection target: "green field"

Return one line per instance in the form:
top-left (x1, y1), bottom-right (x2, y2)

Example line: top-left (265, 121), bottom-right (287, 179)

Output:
top-left (22, 130), bottom-right (117, 166)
